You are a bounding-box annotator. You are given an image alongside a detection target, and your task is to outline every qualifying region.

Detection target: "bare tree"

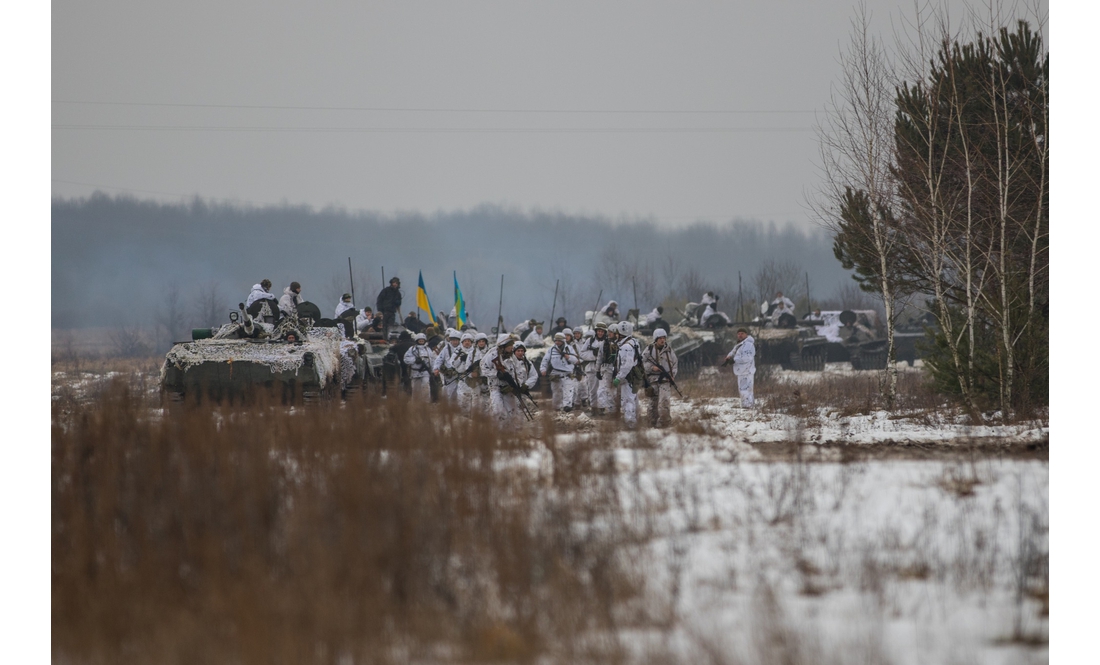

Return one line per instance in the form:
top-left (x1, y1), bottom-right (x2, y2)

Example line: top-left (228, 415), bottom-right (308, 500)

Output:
top-left (192, 280), bottom-right (227, 329)
top-left (814, 2), bottom-right (904, 406)
top-left (752, 259), bottom-right (803, 307)
top-left (109, 325), bottom-right (149, 358)
top-left (677, 267), bottom-right (707, 304)
top-left (155, 282), bottom-right (187, 352)
top-left (592, 245), bottom-right (632, 305)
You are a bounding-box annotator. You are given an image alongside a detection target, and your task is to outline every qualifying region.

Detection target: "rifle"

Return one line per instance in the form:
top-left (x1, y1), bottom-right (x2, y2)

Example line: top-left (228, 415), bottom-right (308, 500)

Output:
top-left (497, 368), bottom-right (536, 421)
top-left (515, 386), bottom-right (537, 421)
top-left (444, 351), bottom-right (479, 386)
top-left (651, 359), bottom-right (683, 398)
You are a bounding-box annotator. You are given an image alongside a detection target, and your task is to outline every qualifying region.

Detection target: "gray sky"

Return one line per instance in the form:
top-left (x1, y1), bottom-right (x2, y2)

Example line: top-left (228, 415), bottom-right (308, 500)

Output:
top-left (51, 0), bottom-right (1043, 231)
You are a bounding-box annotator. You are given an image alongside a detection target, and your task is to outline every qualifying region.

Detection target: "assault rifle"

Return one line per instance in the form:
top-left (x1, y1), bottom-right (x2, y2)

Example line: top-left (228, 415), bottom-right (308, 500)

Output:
top-left (497, 370), bottom-right (536, 421)
top-left (444, 355), bottom-right (479, 386)
top-left (651, 362), bottom-right (683, 398)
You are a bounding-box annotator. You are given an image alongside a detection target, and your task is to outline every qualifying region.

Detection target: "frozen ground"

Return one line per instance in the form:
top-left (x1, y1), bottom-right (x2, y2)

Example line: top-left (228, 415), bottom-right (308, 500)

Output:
top-left (508, 428), bottom-right (1049, 664)
top-left (523, 362), bottom-right (1048, 663)
top-left (51, 362), bottom-right (1048, 663)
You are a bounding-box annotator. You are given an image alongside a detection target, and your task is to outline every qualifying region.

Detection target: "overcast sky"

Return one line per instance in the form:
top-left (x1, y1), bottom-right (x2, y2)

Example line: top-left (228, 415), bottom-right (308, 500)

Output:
top-left (51, 0), bottom-right (1046, 231)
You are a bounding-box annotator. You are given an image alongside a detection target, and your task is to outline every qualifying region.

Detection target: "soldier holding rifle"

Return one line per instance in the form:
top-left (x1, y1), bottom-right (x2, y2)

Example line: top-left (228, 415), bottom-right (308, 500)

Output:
top-left (643, 328), bottom-right (679, 428)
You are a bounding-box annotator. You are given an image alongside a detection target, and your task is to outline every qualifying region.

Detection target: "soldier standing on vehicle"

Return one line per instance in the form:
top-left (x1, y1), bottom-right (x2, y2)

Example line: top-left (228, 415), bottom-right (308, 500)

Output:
top-left (722, 327), bottom-right (756, 408)
top-left (643, 328), bottom-right (678, 427)
top-left (376, 277), bottom-right (402, 333)
top-left (404, 332), bottom-right (435, 402)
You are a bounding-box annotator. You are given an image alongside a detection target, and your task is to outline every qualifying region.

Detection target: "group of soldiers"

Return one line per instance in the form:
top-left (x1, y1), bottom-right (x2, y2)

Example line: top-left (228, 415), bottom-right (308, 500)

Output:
top-left (242, 278), bottom-right (759, 426)
top-left (399, 319), bottom-right (682, 429)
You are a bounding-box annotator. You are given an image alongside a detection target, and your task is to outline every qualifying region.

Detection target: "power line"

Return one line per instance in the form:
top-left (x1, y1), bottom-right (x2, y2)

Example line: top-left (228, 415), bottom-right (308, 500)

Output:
top-left (52, 124), bottom-right (814, 134)
top-left (52, 99), bottom-right (817, 115)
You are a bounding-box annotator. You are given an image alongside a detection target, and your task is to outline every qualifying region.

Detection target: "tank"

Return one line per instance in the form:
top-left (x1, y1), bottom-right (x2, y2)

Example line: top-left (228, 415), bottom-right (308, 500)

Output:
top-left (160, 303), bottom-right (381, 402)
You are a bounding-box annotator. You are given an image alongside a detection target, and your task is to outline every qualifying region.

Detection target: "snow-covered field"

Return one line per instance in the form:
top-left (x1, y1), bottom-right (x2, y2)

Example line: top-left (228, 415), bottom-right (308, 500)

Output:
top-left (520, 363), bottom-right (1048, 663)
top-left (51, 362), bottom-right (1048, 663)
top-left (525, 432), bottom-right (1049, 664)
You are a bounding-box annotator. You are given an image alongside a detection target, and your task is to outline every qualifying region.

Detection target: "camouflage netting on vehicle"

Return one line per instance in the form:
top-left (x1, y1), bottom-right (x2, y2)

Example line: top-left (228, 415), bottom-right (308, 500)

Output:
top-left (161, 326), bottom-right (349, 389)
top-left (753, 327), bottom-right (801, 341)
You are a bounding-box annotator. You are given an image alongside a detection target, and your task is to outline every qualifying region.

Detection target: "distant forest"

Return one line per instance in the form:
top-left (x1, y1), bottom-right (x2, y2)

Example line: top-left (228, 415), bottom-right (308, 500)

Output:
top-left (52, 194), bottom-right (862, 339)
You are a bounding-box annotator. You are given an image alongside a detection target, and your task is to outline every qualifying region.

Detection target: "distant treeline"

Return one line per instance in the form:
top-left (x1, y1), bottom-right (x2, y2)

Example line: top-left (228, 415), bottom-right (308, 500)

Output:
top-left (52, 193), bottom-right (854, 332)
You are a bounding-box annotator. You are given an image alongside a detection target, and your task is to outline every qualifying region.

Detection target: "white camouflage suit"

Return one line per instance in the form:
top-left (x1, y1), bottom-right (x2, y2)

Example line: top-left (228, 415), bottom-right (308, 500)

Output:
top-left (481, 342), bottom-right (518, 425)
top-left (643, 338), bottom-right (678, 427)
top-left (403, 340), bottom-right (436, 402)
top-left (582, 330), bottom-right (605, 412)
top-left (596, 333), bottom-right (618, 413)
top-left (725, 334), bottom-right (757, 407)
top-left (433, 334), bottom-right (462, 401)
top-left (614, 334), bottom-right (641, 427)
top-left (540, 339), bottom-right (578, 411)
top-left (450, 337), bottom-right (479, 415)
top-left (471, 342), bottom-right (492, 413)
top-left (507, 348), bottom-right (540, 427)
top-left (576, 329), bottom-right (594, 406)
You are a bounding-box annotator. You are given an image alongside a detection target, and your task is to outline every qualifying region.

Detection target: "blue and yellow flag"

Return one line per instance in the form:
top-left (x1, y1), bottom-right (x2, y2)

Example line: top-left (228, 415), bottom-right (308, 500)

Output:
top-left (453, 271), bottom-right (467, 329)
top-left (416, 271), bottom-right (436, 325)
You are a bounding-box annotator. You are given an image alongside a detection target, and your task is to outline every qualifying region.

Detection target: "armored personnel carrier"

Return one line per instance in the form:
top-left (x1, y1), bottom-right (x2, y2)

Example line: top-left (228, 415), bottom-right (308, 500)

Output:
top-left (160, 303), bottom-right (381, 403)
top-left (807, 310), bottom-right (890, 370)
top-left (668, 301), bottom-right (827, 372)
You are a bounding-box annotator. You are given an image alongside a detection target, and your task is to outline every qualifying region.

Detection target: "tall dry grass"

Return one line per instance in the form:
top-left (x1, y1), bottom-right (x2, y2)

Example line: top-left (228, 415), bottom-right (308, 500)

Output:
top-left (52, 381), bottom-right (651, 664)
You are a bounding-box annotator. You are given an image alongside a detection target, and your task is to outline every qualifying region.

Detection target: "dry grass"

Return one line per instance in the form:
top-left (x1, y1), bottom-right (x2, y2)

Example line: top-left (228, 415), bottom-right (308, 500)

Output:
top-left (52, 380), bottom-right (656, 664)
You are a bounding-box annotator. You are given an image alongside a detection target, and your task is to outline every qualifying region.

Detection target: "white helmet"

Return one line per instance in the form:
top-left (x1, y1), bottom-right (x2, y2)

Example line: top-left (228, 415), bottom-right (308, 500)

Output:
top-left (461, 332), bottom-right (474, 343)
top-left (653, 328), bottom-right (667, 340)
top-left (475, 332), bottom-right (488, 343)
top-left (448, 329), bottom-right (461, 339)
top-left (553, 332), bottom-right (566, 342)
top-left (584, 328), bottom-right (595, 338)
top-left (414, 333), bottom-right (427, 342)
top-left (562, 328), bottom-right (573, 337)
top-left (618, 321), bottom-right (634, 336)
top-left (514, 340), bottom-right (526, 350)
top-left (496, 333), bottom-right (513, 347)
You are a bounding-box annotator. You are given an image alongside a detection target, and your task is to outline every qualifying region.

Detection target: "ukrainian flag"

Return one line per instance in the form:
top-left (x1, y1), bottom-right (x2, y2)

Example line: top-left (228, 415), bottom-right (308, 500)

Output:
top-left (416, 271), bottom-right (436, 326)
top-left (453, 271), bottom-right (467, 329)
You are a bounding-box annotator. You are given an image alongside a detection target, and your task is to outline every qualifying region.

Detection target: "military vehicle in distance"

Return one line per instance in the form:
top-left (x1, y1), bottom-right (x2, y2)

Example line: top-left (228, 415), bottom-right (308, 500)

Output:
top-left (807, 310), bottom-right (890, 370)
top-left (160, 302), bottom-right (381, 403)
top-left (666, 300), bottom-right (828, 372)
